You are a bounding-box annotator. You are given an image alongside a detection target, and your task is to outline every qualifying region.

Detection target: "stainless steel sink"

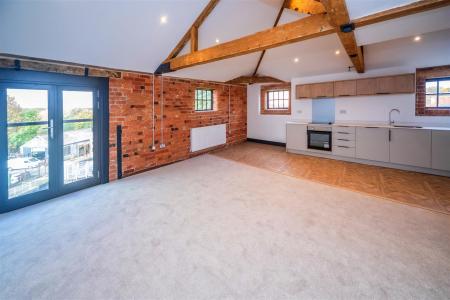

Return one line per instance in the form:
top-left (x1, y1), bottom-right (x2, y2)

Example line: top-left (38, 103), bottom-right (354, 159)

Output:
top-left (392, 125), bottom-right (423, 128)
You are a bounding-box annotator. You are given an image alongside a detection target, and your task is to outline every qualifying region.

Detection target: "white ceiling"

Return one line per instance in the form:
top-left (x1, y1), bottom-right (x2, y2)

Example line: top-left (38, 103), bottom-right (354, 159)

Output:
top-left (1, 0), bottom-right (449, 82)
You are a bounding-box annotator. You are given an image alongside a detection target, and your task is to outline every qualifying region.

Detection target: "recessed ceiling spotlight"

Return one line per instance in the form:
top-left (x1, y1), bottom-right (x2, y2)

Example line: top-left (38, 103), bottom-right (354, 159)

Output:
top-left (215, 38), bottom-right (220, 44)
top-left (335, 50), bottom-right (340, 55)
top-left (414, 36), bottom-right (421, 42)
top-left (294, 57), bottom-right (299, 63)
top-left (160, 15), bottom-right (167, 24)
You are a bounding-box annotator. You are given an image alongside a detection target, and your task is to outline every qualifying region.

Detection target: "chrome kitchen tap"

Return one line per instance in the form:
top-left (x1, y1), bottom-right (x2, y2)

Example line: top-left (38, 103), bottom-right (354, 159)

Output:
top-left (389, 108), bottom-right (400, 125)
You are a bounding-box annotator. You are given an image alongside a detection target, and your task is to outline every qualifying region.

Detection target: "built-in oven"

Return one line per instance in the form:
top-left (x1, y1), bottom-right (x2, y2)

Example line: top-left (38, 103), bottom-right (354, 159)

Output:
top-left (307, 125), bottom-right (332, 151)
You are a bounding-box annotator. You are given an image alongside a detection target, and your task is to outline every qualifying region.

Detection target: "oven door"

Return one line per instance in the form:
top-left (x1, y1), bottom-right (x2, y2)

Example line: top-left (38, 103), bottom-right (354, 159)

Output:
top-left (307, 130), bottom-right (332, 151)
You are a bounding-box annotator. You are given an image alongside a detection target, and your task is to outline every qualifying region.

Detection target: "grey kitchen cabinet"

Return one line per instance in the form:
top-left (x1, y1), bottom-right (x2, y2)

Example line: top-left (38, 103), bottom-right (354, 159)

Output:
top-left (432, 130), bottom-right (450, 171)
top-left (355, 127), bottom-right (390, 162)
top-left (286, 123), bottom-right (307, 151)
top-left (389, 128), bottom-right (431, 168)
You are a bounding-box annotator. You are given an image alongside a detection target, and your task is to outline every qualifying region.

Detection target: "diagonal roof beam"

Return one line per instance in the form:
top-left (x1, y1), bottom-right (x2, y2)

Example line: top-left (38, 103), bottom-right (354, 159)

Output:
top-left (160, 0), bottom-right (450, 73)
top-left (166, 14), bottom-right (334, 72)
top-left (252, 0), bottom-right (290, 77)
top-left (321, 0), bottom-right (364, 73)
top-left (225, 75), bottom-right (287, 85)
top-left (163, 0), bottom-right (220, 63)
top-left (353, 0), bottom-right (450, 28)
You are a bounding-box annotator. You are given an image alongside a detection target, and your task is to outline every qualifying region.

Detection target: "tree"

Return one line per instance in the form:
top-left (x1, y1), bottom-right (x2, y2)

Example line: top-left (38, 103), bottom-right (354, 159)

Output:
top-left (64, 108), bottom-right (92, 131)
top-left (7, 96), bottom-right (41, 152)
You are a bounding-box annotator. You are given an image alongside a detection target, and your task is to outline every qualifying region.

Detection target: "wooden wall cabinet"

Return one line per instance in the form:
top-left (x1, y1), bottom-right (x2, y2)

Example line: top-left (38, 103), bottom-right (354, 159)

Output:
top-left (356, 78), bottom-right (377, 95)
top-left (296, 84), bottom-right (313, 99)
top-left (334, 80), bottom-right (356, 97)
top-left (311, 82), bottom-right (334, 98)
top-left (296, 73), bottom-right (415, 99)
top-left (375, 74), bottom-right (416, 95)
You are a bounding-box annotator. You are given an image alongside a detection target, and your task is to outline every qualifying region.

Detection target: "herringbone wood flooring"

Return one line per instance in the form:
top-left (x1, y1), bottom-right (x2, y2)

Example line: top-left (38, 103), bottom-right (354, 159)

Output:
top-left (213, 142), bottom-right (450, 214)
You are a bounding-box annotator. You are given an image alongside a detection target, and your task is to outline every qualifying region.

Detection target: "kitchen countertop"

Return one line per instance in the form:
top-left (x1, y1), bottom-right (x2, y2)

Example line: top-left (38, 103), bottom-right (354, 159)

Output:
top-left (333, 122), bottom-right (450, 131)
top-left (286, 120), bottom-right (450, 131)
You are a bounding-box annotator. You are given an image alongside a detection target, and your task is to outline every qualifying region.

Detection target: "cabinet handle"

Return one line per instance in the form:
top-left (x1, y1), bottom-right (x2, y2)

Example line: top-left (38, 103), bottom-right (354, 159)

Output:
top-left (337, 131), bottom-right (350, 134)
top-left (337, 145), bottom-right (349, 148)
top-left (364, 126), bottom-right (379, 128)
top-left (389, 129), bottom-right (391, 142)
top-left (337, 138), bottom-right (350, 141)
top-left (376, 92), bottom-right (390, 95)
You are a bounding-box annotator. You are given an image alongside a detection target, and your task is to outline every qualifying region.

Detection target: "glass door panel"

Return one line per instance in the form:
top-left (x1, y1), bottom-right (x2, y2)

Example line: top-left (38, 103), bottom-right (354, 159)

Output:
top-left (62, 90), bottom-right (95, 184)
top-left (6, 88), bottom-right (50, 199)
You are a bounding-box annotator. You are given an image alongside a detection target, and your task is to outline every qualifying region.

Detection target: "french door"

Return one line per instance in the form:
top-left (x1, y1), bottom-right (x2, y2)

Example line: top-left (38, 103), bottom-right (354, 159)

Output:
top-left (0, 69), bottom-right (108, 212)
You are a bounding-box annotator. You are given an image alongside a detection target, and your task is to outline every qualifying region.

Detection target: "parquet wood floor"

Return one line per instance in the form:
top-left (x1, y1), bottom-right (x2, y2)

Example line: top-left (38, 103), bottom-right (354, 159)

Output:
top-left (212, 142), bottom-right (450, 214)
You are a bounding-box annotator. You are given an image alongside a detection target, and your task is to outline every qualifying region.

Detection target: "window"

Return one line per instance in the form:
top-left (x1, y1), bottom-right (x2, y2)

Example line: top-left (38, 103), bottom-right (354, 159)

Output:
top-left (260, 84), bottom-right (291, 115)
top-left (425, 77), bottom-right (450, 108)
top-left (266, 90), bottom-right (289, 110)
top-left (195, 89), bottom-right (213, 111)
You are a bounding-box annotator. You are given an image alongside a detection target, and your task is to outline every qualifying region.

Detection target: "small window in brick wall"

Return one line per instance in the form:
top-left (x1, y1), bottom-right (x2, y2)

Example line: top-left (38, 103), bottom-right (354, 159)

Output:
top-left (195, 89), bottom-right (213, 111)
top-left (266, 90), bottom-right (290, 110)
top-left (425, 77), bottom-right (450, 108)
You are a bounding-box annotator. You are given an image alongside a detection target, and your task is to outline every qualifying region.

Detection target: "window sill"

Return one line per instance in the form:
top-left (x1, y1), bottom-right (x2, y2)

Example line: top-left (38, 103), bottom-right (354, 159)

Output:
top-left (260, 110), bottom-right (291, 115)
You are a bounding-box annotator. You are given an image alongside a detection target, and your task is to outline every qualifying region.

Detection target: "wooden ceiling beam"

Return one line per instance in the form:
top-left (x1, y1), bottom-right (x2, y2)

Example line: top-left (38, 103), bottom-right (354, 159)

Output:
top-left (157, 0), bottom-right (450, 74)
top-left (225, 75), bottom-right (287, 85)
top-left (190, 26), bottom-right (198, 53)
top-left (166, 14), bottom-right (334, 71)
top-left (321, 0), bottom-right (364, 73)
top-left (353, 0), bottom-right (450, 28)
top-left (163, 0), bottom-right (220, 62)
top-left (253, 0), bottom-right (289, 77)
top-left (286, 0), bottom-right (326, 14)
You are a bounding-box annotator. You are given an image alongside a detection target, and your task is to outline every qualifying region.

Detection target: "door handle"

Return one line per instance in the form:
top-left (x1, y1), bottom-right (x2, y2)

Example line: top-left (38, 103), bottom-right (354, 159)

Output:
top-left (43, 119), bottom-right (54, 139)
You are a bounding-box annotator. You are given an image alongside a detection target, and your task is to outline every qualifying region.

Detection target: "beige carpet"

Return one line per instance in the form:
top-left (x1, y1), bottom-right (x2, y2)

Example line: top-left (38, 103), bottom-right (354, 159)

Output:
top-left (1, 154), bottom-right (449, 299)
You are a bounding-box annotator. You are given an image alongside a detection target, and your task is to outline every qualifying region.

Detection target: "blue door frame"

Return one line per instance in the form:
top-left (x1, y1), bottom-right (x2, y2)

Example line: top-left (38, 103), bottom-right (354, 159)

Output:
top-left (0, 69), bottom-right (109, 213)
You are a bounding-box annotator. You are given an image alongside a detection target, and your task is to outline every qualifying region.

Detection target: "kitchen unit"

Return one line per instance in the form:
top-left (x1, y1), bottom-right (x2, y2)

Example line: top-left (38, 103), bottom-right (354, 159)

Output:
top-left (296, 73), bottom-right (415, 99)
top-left (286, 121), bottom-right (450, 176)
top-left (355, 127), bottom-right (390, 162)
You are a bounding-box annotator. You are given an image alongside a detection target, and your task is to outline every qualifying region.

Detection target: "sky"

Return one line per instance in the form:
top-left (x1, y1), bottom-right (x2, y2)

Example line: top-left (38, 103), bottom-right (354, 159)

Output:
top-left (7, 89), bottom-right (93, 112)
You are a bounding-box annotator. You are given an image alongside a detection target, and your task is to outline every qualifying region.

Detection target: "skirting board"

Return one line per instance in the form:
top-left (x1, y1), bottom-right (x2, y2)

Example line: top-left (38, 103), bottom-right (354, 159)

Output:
top-left (247, 138), bottom-right (286, 147)
top-left (287, 148), bottom-right (450, 177)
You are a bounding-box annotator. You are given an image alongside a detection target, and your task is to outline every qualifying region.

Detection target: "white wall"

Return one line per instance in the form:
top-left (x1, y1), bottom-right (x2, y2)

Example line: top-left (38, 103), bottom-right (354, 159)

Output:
top-left (247, 84), bottom-right (311, 143)
top-left (248, 30), bottom-right (450, 143)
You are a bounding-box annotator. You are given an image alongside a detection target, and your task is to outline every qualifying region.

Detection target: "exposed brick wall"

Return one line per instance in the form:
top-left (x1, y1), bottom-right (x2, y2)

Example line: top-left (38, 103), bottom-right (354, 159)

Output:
top-left (260, 83), bottom-right (292, 115)
top-left (416, 65), bottom-right (450, 116)
top-left (109, 72), bottom-right (247, 180)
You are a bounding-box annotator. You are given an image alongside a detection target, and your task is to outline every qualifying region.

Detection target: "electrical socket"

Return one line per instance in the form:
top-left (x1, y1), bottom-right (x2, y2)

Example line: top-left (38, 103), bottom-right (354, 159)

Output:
top-left (339, 109), bottom-right (347, 114)
top-left (160, 143), bottom-right (166, 149)
top-left (297, 110), bottom-right (302, 114)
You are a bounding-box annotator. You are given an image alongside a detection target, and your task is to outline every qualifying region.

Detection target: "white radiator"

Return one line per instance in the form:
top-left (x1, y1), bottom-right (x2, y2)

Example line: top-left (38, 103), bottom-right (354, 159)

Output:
top-left (190, 124), bottom-right (227, 152)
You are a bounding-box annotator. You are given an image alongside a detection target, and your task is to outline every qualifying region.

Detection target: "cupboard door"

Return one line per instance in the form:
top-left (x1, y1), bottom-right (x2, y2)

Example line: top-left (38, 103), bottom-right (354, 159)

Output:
top-left (286, 124), bottom-right (307, 151)
top-left (356, 78), bottom-right (377, 95)
top-left (376, 74), bottom-right (415, 94)
top-left (311, 82), bottom-right (334, 98)
top-left (393, 74), bottom-right (415, 93)
top-left (376, 76), bottom-right (395, 94)
top-left (296, 84), bottom-right (313, 99)
top-left (432, 130), bottom-right (450, 171)
top-left (355, 127), bottom-right (390, 162)
top-left (334, 80), bottom-right (356, 97)
top-left (389, 128), bottom-right (431, 168)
